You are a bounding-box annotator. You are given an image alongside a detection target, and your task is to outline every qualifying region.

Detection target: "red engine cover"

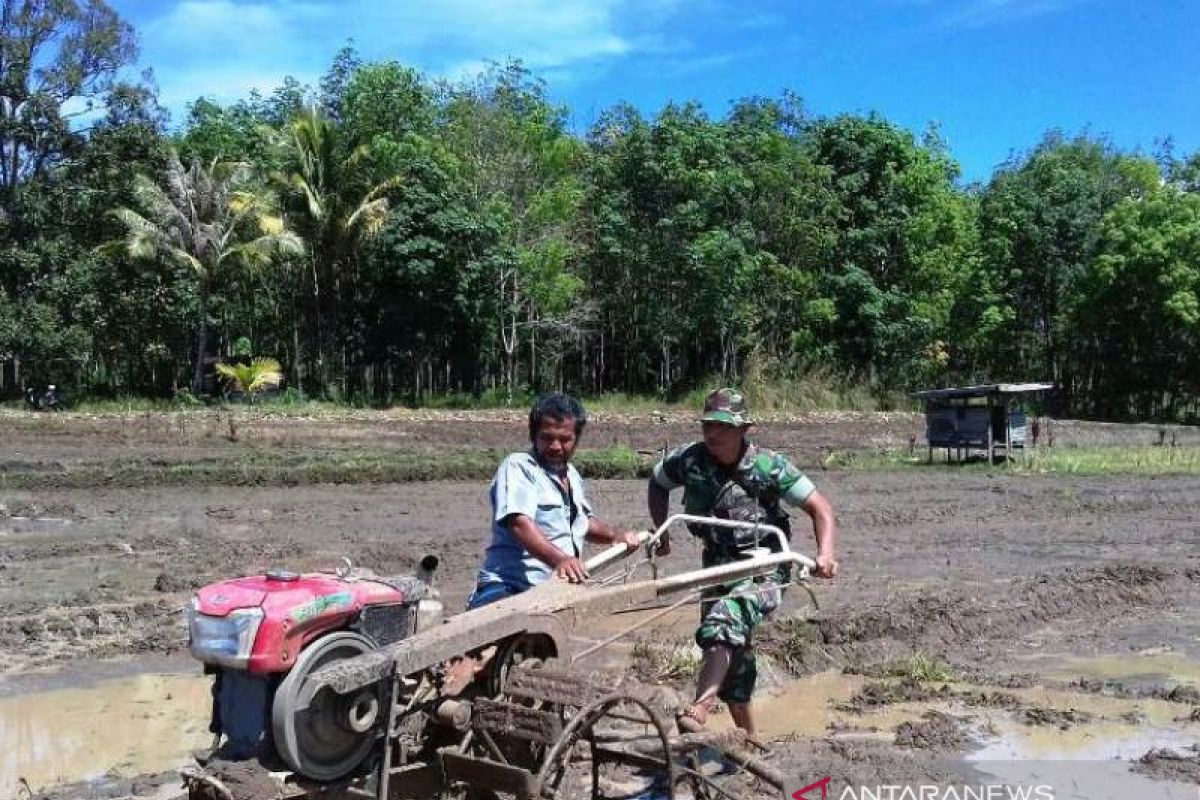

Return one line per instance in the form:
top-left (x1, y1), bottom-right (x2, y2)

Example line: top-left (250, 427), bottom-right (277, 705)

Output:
top-left (194, 573), bottom-right (407, 674)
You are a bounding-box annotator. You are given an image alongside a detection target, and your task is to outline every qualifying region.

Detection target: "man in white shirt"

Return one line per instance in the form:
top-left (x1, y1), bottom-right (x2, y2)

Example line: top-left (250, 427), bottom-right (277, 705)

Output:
top-left (468, 393), bottom-right (640, 609)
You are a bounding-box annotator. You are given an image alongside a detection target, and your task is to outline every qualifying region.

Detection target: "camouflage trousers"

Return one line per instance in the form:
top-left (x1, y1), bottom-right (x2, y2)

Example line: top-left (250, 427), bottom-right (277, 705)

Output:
top-left (694, 575), bottom-right (784, 705)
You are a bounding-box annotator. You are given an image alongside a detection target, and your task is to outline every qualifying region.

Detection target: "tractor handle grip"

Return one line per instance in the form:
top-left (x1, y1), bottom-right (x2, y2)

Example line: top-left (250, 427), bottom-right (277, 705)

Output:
top-left (584, 530), bottom-right (652, 574)
top-left (584, 514), bottom-right (801, 575)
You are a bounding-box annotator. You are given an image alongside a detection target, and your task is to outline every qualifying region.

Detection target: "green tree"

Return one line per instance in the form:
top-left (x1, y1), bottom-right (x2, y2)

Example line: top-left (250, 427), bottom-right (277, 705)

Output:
top-left (107, 152), bottom-right (302, 393)
top-left (0, 76), bottom-right (172, 393)
top-left (1073, 188), bottom-right (1200, 419)
top-left (976, 133), bottom-right (1158, 399)
top-left (440, 61), bottom-right (586, 397)
top-left (0, 0), bottom-right (137, 213)
top-left (800, 115), bottom-right (976, 387)
top-left (216, 356), bottom-right (283, 397)
top-left (274, 106), bottom-right (399, 394)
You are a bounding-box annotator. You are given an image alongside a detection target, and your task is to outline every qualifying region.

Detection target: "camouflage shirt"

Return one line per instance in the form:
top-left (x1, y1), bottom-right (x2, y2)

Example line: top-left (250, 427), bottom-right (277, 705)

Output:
top-left (651, 441), bottom-right (815, 562)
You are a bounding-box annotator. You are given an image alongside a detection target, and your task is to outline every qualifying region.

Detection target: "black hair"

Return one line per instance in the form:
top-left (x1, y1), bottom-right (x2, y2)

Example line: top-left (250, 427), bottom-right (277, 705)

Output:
top-left (528, 392), bottom-right (587, 441)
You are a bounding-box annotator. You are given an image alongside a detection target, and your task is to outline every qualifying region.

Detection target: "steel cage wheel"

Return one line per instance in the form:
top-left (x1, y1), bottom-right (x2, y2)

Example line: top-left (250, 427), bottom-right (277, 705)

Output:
top-left (535, 693), bottom-right (676, 800)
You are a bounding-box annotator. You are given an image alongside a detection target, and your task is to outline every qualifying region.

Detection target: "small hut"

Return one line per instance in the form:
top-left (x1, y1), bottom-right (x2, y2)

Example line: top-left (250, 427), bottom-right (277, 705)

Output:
top-left (914, 383), bottom-right (1054, 463)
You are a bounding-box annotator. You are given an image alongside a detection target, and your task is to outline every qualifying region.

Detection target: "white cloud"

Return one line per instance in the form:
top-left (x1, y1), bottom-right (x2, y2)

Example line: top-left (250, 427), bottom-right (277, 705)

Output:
top-left (941, 0), bottom-right (1085, 28)
top-left (137, 0), bottom-right (665, 110)
top-left (159, 67), bottom-right (320, 110)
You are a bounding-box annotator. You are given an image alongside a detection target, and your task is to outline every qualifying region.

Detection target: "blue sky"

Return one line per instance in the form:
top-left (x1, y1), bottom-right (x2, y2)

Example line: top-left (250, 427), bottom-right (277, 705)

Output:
top-left (108, 0), bottom-right (1199, 183)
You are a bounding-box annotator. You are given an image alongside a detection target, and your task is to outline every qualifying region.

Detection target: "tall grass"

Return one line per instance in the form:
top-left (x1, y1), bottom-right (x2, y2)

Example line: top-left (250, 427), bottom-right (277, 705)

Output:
top-left (2, 366), bottom-right (903, 416)
top-left (1023, 445), bottom-right (1200, 475)
top-left (679, 365), bottom-right (903, 414)
top-left (886, 651), bottom-right (954, 682)
top-left (831, 445), bottom-right (1200, 476)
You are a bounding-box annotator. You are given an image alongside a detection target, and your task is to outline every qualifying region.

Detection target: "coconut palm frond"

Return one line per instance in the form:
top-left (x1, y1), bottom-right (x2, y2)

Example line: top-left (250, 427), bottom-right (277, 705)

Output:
top-left (223, 230), bottom-right (305, 268)
top-left (228, 191), bottom-right (258, 215)
top-left (215, 357), bottom-right (283, 394)
top-left (288, 173), bottom-right (325, 223)
top-left (111, 206), bottom-right (159, 237)
top-left (344, 143), bottom-right (373, 170)
top-left (222, 239), bottom-right (269, 269)
top-left (109, 208), bottom-right (166, 261)
top-left (344, 196), bottom-right (391, 237)
top-left (131, 174), bottom-right (177, 223)
top-left (127, 231), bottom-right (163, 261)
top-left (258, 213), bottom-right (286, 235)
top-left (245, 358), bottom-right (284, 392)
top-left (274, 230), bottom-right (306, 258)
top-left (365, 175), bottom-right (405, 202)
top-left (171, 249), bottom-right (205, 274)
top-left (162, 152), bottom-right (190, 209)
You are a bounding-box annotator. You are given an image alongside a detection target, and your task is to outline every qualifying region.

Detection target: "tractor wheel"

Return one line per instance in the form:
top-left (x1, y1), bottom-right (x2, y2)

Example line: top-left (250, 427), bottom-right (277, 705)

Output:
top-left (271, 631), bottom-right (379, 781)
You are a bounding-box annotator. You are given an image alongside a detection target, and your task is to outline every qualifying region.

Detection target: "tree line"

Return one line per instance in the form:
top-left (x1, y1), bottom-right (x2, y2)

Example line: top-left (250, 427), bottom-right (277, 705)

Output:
top-left (3, 1), bottom-right (1199, 420)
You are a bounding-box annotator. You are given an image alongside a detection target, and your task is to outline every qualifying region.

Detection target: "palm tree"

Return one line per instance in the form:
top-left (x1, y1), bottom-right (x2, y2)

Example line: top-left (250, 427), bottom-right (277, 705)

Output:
top-left (108, 152), bottom-right (303, 394)
top-left (215, 357), bottom-right (284, 399)
top-left (276, 107), bottom-right (399, 392)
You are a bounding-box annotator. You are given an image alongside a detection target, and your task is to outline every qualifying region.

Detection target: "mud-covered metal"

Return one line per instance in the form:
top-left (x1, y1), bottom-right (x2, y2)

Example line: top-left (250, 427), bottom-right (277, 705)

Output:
top-left (190, 515), bottom-right (809, 800)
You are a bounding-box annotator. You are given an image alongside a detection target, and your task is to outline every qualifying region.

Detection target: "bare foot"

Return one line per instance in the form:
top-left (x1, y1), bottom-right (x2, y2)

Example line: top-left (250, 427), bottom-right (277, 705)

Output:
top-left (677, 703), bottom-right (709, 733)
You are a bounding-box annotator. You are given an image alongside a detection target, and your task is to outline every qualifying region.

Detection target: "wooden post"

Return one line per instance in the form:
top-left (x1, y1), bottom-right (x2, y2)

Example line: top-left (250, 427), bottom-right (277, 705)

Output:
top-left (986, 393), bottom-right (994, 465)
top-left (1003, 397), bottom-right (1012, 467)
top-left (1022, 404), bottom-right (1030, 464)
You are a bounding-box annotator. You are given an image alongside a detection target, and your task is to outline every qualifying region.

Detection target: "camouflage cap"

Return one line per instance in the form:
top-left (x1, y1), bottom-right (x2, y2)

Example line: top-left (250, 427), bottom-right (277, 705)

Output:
top-left (700, 388), bottom-right (753, 426)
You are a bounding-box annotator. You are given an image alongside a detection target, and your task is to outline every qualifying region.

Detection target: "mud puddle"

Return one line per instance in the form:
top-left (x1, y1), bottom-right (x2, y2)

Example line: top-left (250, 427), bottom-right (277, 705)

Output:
top-left (1043, 652), bottom-right (1200, 686)
top-left (0, 671), bottom-right (211, 797)
top-left (970, 729), bottom-right (1199, 800)
top-left (721, 666), bottom-right (1200, 797)
top-left (707, 670), bottom-right (872, 738)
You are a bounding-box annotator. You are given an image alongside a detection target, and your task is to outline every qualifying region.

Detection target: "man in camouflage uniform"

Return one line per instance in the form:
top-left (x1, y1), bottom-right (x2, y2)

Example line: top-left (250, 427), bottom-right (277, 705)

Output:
top-left (647, 388), bottom-right (837, 735)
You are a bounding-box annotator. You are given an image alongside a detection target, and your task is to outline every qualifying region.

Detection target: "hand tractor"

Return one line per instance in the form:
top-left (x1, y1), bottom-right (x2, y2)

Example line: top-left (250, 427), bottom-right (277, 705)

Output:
top-left (182, 515), bottom-right (817, 800)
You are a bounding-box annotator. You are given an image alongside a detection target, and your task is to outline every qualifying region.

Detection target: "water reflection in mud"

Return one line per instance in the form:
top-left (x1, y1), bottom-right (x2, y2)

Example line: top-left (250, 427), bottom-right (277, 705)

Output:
top-left (0, 672), bottom-right (211, 795)
top-left (1046, 652), bottom-right (1200, 685)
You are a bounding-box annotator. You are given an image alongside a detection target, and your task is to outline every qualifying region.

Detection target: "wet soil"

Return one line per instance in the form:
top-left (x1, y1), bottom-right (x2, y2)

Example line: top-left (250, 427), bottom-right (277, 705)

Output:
top-left (893, 711), bottom-right (976, 750)
top-left (3, 411), bottom-right (1200, 798)
top-left (1134, 747), bottom-right (1200, 785)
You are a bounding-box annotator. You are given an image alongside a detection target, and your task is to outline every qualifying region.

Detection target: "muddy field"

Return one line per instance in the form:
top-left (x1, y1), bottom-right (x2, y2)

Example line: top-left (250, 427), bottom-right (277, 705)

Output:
top-left (2, 410), bottom-right (1200, 799)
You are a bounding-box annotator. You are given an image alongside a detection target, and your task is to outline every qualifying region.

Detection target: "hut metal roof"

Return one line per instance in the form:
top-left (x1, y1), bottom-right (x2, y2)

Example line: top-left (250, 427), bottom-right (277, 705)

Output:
top-left (912, 382), bottom-right (1054, 401)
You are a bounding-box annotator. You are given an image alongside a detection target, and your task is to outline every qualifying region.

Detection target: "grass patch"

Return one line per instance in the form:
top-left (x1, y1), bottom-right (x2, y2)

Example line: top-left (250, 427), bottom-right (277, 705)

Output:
top-left (575, 445), bottom-right (643, 477)
top-left (886, 652), bottom-right (954, 682)
top-left (0, 397), bottom-right (374, 417)
top-left (678, 367), bottom-right (902, 414)
top-left (760, 614), bottom-right (822, 674)
top-left (2, 372), bottom-right (901, 416)
top-left (825, 445), bottom-right (1200, 476)
top-left (630, 639), bottom-right (701, 684)
top-left (0, 445), bottom-right (652, 490)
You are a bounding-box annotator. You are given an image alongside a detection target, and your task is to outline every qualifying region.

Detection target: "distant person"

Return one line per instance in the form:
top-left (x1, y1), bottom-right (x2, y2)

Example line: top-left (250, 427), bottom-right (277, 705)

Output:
top-left (647, 387), bottom-right (837, 736)
top-left (467, 393), bottom-right (640, 609)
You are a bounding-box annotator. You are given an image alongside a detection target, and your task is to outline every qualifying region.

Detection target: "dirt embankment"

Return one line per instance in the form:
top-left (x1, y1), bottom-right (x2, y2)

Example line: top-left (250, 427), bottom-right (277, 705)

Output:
top-left (764, 564), bottom-right (1200, 678)
top-left (1134, 748), bottom-right (1200, 785)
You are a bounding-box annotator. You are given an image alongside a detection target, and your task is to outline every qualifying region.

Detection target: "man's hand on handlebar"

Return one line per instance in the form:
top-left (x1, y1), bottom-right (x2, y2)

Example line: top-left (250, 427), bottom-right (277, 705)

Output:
top-left (553, 557), bottom-right (590, 583)
top-left (814, 551), bottom-right (838, 579)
